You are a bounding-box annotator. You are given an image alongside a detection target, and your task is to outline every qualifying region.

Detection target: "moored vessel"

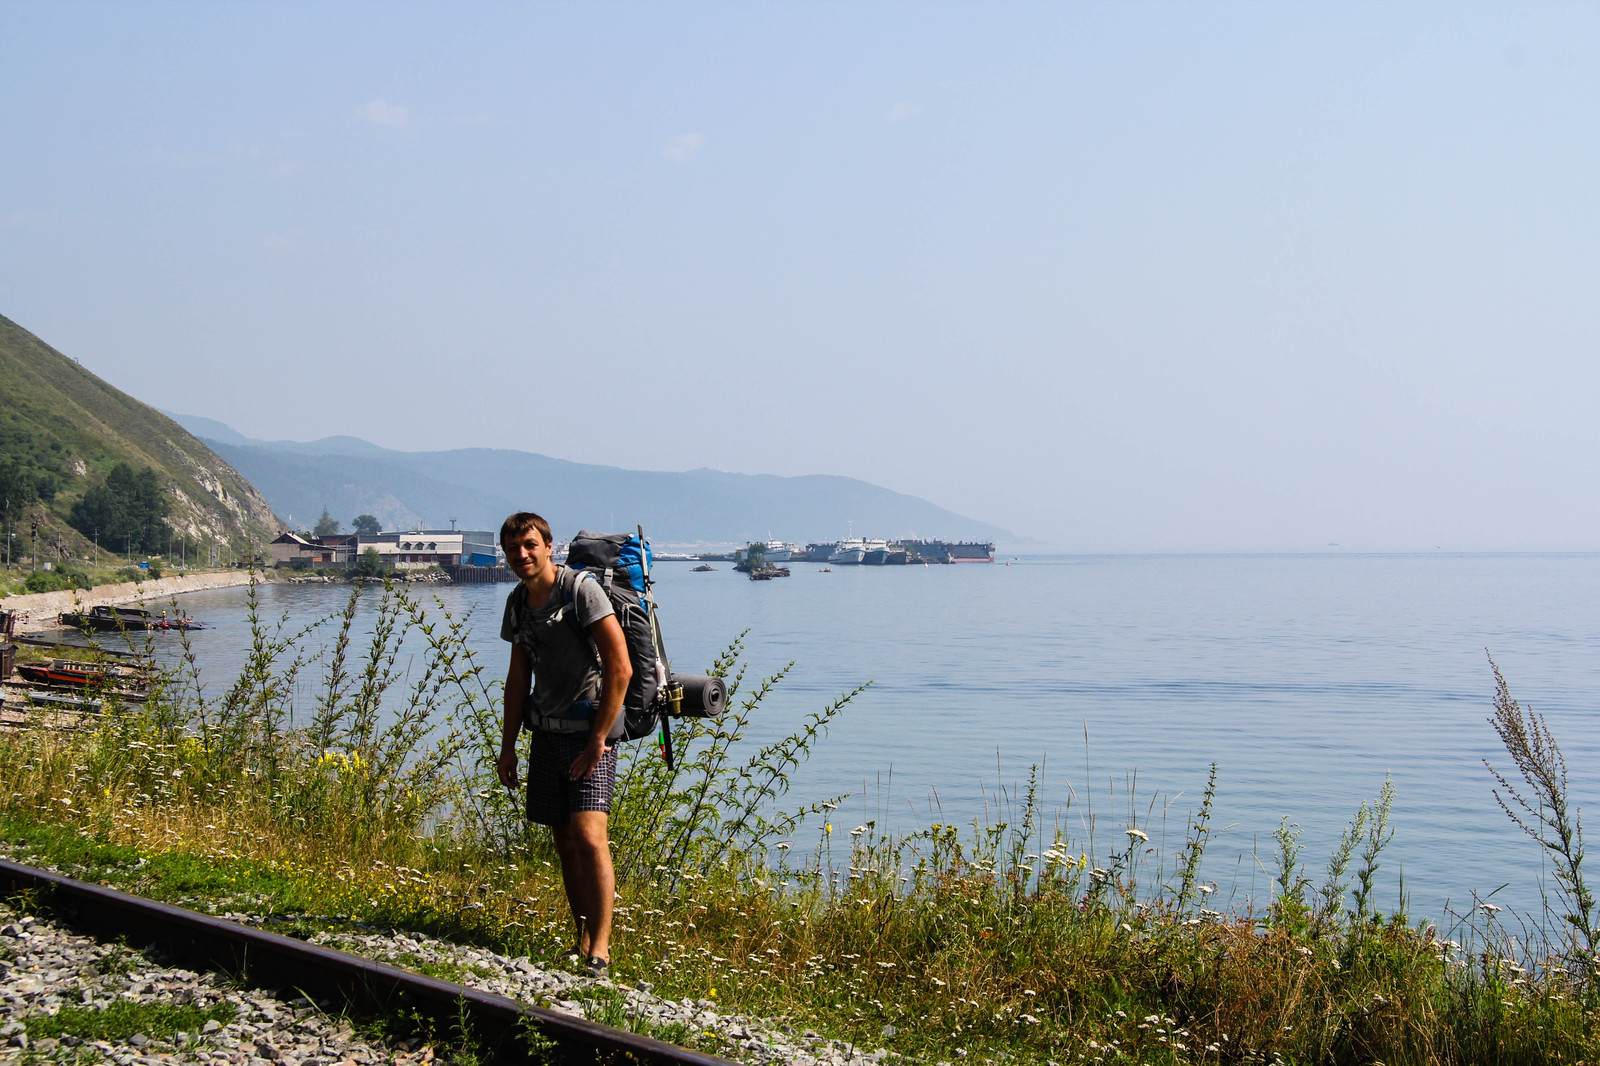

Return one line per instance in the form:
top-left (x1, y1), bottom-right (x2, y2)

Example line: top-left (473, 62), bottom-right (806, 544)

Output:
top-left (58, 605), bottom-right (206, 632)
top-left (829, 538), bottom-right (867, 565)
top-left (947, 541), bottom-right (996, 562)
top-left (763, 540), bottom-right (798, 562)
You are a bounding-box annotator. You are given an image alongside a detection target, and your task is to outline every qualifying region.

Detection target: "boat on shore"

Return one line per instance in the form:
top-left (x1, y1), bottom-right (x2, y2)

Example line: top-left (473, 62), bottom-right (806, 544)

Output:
top-left (12, 657), bottom-right (149, 701)
top-left (58, 605), bottom-right (206, 632)
top-left (15, 660), bottom-right (109, 688)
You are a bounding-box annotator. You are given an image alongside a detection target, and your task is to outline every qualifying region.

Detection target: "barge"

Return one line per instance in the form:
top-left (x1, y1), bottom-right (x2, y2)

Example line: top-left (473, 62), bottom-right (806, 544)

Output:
top-left (59, 605), bottom-right (206, 631)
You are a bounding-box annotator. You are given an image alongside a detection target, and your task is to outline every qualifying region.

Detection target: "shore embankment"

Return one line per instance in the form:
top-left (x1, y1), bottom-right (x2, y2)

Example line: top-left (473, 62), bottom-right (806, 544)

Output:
top-left (1, 570), bottom-right (270, 634)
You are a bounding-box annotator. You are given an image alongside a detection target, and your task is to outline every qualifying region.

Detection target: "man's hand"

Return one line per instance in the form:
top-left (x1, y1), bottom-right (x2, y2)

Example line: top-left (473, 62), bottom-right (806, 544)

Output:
top-left (496, 747), bottom-right (520, 790)
top-left (569, 734), bottom-right (613, 781)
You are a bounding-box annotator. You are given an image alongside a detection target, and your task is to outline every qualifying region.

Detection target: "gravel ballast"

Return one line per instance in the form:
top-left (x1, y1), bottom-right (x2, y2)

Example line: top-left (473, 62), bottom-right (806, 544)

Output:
top-left (0, 901), bottom-right (898, 1066)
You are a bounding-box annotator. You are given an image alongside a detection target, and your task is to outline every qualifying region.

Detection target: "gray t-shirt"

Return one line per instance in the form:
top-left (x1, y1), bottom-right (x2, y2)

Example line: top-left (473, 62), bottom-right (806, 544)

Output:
top-left (500, 570), bottom-right (617, 733)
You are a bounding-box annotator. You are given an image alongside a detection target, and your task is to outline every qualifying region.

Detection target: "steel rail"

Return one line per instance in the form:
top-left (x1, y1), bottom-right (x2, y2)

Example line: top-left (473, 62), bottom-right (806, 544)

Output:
top-left (0, 857), bottom-right (737, 1066)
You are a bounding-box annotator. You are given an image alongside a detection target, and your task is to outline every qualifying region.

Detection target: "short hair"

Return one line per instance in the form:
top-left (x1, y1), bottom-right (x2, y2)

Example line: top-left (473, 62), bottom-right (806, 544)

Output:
top-left (500, 512), bottom-right (552, 549)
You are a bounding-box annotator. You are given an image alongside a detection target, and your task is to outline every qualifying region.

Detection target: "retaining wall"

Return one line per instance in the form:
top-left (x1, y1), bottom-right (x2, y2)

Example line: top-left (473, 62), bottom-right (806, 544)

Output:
top-left (2, 571), bottom-right (270, 633)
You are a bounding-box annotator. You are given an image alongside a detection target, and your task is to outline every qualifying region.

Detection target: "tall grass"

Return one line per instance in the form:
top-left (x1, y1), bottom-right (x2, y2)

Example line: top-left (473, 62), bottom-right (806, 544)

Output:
top-left (0, 576), bottom-right (1595, 1064)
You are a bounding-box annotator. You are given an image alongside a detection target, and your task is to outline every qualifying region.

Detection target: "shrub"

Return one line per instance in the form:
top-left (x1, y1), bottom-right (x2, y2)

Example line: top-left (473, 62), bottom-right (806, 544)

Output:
top-left (353, 547), bottom-right (389, 577)
top-left (23, 569), bottom-right (72, 593)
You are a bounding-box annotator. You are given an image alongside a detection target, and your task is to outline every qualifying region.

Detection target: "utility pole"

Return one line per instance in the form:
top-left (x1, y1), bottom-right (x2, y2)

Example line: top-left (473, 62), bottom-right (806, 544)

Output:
top-left (93, 530), bottom-right (98, 567)
top-left (30, 520), bottom-right (38, 572)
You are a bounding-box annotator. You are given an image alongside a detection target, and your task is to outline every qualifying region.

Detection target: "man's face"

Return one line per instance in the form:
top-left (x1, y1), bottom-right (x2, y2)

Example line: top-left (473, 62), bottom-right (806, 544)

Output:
top-left (504, 527), bottom-right (551, 580)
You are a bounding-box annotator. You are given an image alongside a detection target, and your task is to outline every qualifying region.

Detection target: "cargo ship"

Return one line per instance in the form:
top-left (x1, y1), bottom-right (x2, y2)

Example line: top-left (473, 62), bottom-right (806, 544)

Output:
top-left (946, 541), bottom-right (996, 562)
top-left (896, 539), bottom-right (996, 563)
top-left (727, 538), bottom-right (993, 565)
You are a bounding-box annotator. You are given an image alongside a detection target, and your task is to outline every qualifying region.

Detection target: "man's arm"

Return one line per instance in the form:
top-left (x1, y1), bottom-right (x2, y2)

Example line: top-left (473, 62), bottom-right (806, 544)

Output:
top-left (497, 641), bottom-right (533, 789)
top-left (569, 613), bottom-right (633, 781)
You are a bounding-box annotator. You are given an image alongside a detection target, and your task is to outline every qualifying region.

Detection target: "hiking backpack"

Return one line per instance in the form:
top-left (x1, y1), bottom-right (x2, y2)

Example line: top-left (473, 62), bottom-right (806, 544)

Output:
top-left (556, 527), bottom-right (726, 767)
top-left (561, 528), bottom-right (674, 748)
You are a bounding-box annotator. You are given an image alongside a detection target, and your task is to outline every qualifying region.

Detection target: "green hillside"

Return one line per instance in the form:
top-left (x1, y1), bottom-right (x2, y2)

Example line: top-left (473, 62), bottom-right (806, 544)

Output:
top-left (0, 313), bottom-right (282, 570)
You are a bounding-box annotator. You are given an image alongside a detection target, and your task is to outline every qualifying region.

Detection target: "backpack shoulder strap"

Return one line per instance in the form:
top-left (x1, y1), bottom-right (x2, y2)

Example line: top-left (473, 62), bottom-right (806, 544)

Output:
top-left (557, 566), bottom-right (603, 639)
top-left (555, 564), bottom-right (577, 604)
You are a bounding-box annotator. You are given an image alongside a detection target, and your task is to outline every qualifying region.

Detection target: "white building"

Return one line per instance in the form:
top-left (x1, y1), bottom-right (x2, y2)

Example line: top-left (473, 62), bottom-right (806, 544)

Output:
top-left (354, 529), bottom-right (500, 571)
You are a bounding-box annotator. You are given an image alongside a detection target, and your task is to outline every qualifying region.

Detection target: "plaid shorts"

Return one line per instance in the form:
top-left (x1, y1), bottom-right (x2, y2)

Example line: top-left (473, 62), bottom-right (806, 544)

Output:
top-left (525, 730), bottom-right (618, 826)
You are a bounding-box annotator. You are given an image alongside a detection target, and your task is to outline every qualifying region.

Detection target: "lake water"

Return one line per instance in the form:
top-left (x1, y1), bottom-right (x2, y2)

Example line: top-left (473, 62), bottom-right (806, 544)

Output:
top-left (153, 554), bottom-right (1600, 929)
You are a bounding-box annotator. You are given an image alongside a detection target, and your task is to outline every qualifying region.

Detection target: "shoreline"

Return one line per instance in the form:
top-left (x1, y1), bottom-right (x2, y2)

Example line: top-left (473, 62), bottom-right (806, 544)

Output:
top-left (1, 569), bottom-right (272, 634)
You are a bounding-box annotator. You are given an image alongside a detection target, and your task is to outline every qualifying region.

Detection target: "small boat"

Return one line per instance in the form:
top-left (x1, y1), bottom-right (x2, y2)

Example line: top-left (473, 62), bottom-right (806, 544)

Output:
top-left (59, 604), bottom-right (206, 632)
top-left (818, 567), bottom-right (833, 573)
top-left (691, 564), bottom-right (716, 572)
top-left (16, 660), bottom-right (110, 688)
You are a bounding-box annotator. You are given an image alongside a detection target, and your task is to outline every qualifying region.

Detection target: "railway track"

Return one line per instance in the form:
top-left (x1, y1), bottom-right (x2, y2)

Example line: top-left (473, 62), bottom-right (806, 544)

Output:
top-left (0, 856), bottom-right (737, 1065)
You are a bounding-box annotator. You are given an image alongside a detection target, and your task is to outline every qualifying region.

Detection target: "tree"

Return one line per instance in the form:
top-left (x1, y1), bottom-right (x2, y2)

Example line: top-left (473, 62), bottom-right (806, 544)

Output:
top-left (0, 459), bottom-right (38, 511)
top-left (68, 463), bottom-right (169, 554)
top-left (314, 509), bottom-right (341, 536)
top-left (352, 514), bottom-right (382, 537)
top-left (354, 546), bottom-right (388, 577)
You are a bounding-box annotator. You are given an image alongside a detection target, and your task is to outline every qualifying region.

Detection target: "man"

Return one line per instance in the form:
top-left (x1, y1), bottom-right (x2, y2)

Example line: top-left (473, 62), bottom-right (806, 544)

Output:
top-left (496, 512), bottom-right (633, 978)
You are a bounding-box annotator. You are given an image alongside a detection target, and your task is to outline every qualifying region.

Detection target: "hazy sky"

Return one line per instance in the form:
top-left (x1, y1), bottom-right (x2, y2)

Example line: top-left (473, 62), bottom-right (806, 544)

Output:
top-left (3, 3), bottom-right (1597, 550)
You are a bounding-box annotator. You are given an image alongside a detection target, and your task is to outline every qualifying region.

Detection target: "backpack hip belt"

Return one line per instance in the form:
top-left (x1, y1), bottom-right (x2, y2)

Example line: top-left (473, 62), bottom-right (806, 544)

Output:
top-left (527, 700), bottom-right (601, 735)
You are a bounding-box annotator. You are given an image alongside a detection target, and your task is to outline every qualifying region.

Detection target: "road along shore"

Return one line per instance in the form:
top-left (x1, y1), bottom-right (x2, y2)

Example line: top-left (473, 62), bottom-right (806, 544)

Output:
top-left (2, 570), bottom-right (271, 634)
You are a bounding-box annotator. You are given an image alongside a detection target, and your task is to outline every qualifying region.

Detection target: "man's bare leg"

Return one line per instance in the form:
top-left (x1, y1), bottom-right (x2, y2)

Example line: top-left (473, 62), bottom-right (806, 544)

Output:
top-left (551, 811), bottom-right (614, 961)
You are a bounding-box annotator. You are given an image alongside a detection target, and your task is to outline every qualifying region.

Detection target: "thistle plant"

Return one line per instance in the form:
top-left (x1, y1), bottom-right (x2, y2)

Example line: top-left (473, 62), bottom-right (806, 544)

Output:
top-left (1484, 656), bottom-right (1598, 975)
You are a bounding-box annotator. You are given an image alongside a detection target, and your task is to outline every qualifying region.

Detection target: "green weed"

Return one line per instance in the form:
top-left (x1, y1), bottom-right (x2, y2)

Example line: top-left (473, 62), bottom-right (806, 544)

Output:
top-left (24, 1001), bottom-right (236, 1042)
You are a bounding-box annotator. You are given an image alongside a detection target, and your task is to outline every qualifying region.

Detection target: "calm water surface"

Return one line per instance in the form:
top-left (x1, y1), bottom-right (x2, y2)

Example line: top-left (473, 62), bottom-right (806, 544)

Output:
top-left (158, 554), bottom-right (1600, 926)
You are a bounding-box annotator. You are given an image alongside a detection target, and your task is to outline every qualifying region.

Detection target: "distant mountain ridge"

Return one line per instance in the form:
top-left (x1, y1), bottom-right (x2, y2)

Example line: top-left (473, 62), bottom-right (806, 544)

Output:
top-left (0, 314), bottom-right (281, 557)
top-left (166, 415), bottom-right (1010, 547)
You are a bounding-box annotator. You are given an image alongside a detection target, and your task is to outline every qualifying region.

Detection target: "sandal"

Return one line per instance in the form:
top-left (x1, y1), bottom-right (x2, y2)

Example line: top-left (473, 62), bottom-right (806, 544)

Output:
top-left (583, 955), bottom-right (610, 979)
